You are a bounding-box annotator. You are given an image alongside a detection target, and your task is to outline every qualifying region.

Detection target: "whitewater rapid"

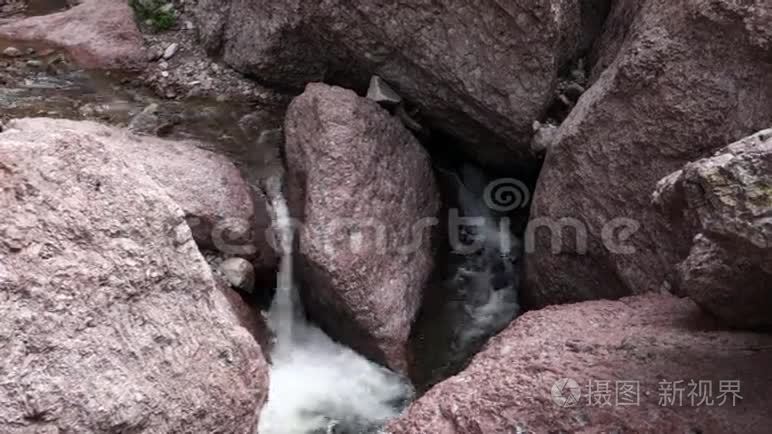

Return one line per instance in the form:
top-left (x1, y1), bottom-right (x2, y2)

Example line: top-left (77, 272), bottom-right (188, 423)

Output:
top-left (256, 164), bottom-right (521, 432)
top-left (257, 177), bottom-right (413, 434)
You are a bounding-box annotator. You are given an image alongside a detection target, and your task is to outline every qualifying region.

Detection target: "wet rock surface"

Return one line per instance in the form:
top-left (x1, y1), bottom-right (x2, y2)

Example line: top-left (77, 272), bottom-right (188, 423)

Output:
top-left (389, 294), bottom-right (772, 434)
top-left (526, 0), bottom-right (772, 307)
top-left (654, 128), bottom-right (772, 330)
top-left (1, 0), bottom-right (73, 20)
top-left (0, 39), bottom-right (285, 183)
top-left (0, 118), bottom-right (269, 433)
top-left (284, 83), bottom-right (440, 374)
top-left (0, 0), bottom-right (27, 19)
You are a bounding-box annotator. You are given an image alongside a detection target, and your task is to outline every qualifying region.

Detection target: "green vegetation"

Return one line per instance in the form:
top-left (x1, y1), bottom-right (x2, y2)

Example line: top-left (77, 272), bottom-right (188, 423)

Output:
top-left (129, 0), bottom-right (177, 33)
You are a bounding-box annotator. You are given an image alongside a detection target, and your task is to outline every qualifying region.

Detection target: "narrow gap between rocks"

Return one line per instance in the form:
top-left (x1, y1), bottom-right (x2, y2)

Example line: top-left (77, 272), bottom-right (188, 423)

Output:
top-left (410, 129), bottom-right (541, 391)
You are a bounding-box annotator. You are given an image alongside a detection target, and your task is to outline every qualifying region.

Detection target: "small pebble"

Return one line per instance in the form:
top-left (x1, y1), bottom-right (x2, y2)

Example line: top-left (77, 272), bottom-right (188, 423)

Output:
top-left (366, 75), bottom-right (402, 107)
top-left (147, 47), bottom-right (163, 62)
top-left (2, 47), bottom-right (22, 57)
top-left (162, 42), bottom-right (179, 60)
top-left (159, 3), bottom-right (175, 14)
top-left (218, 258), bottom-right (256, 293)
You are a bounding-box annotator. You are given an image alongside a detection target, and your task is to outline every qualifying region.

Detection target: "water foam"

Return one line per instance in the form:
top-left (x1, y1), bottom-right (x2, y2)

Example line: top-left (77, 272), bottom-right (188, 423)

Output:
top-left (257, 177), bottom-right (413, 434)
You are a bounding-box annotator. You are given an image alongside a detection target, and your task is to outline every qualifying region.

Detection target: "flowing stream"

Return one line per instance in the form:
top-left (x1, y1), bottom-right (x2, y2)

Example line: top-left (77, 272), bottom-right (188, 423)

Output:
top-left (257, 177), bottom-right (414, 434)
top-left (0, 37), bottom-right (275, 171)
top-left (411, 162), bottom-right (522, 388)
top-left (447, 163), bottom-right (521, 354)
top-left (0, 17), bottom-right (521, 429)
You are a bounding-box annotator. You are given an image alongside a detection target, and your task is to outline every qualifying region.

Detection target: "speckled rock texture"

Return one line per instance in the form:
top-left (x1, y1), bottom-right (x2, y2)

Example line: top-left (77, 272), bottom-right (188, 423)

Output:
top-left (284, 83), bottom-right (439, 374)
top-left (653, 128), bottom-right (772, 329)
top-left (388, 294), bottom-right (772, 434)
top-left (5, 118), bottom-right (277, 270)
top-left (194, 0), bottom-right (610, 166)
top-left (0, 119), bottom-right (268, 433)
top-left (0, 0), bottom-right (145, 70)
top-left (526, 0), bottom-right (772, 307)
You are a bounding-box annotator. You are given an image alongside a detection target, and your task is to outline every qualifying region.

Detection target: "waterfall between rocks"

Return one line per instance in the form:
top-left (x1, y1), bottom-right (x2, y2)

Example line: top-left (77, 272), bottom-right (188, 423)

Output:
top-left (410, 162), bottom-right (523, 387)
top-left (446, 163), bottom-right (521, 357)
top-left (257, 177), bottom-right (414, 434)
top-left (256, 163), bottom-right (524, 431)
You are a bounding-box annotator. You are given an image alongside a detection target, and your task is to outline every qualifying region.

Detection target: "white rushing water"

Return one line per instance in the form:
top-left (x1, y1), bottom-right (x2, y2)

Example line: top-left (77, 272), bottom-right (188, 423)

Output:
top-left (438, 164), bottom-right (521, 370)
top-left (257, 177), bottom-right (413, 434)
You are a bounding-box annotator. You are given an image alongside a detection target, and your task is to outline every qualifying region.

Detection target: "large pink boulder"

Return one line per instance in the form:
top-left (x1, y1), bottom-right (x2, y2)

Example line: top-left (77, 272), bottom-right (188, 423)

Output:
top-left (195, 0), bottom-right (609, 166)
top-left (389, 294), bottom-right (772, 433)
top-left (653, 128), bottom-right (772, 329)
top-left (6, 118), bottom-right (277, 270)
top-left (0, 119), bottom-right (268, 432)
top-left (0, 0), bottom-right (145, 70)
top-left (525, 0), bottom-right (772, 307)
top-left (284, 83), bottom-right (440, 373)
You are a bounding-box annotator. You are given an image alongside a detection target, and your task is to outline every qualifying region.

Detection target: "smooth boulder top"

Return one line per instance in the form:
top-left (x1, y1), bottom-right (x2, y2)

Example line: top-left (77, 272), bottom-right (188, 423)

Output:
top-left (4, 117), bottom-right (277, 269)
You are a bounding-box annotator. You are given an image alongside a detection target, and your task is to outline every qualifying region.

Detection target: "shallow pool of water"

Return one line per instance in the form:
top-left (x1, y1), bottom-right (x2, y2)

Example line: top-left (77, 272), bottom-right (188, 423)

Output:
top-left (25, 0), bottom-right (71, 16)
